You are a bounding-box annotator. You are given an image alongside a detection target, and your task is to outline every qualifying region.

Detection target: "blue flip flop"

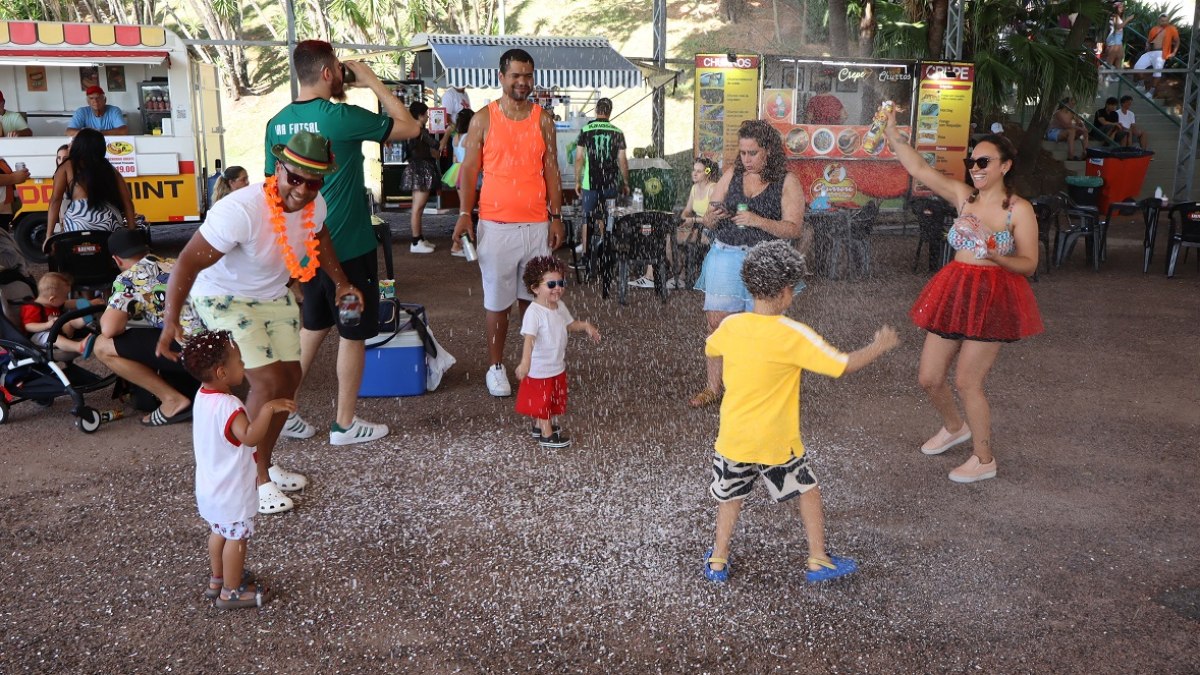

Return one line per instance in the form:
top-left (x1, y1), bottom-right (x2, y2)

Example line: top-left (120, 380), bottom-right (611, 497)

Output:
top-left (703, 548), bottom-right (730, 583)
top-left (81, 333), bottom-right (97, 359)
top-left (805, 554), bottom-right (858, 582)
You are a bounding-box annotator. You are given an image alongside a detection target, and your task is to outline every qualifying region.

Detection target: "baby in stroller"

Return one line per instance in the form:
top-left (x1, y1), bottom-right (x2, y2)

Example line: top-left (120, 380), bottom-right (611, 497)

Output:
top-left (20, 272), bottom-right (99, 358)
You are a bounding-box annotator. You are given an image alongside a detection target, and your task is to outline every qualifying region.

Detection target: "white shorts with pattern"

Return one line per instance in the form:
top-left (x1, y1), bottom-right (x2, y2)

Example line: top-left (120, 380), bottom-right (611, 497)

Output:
top-left (208, 518), bottom-right (255, 541)
top-left (710, 452), bottom-right (818, 503)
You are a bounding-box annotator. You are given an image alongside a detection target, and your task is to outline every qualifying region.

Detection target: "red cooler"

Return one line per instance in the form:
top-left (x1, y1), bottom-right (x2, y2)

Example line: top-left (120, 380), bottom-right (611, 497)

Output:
top-left (1084, 147), bottom-right (1154, 213)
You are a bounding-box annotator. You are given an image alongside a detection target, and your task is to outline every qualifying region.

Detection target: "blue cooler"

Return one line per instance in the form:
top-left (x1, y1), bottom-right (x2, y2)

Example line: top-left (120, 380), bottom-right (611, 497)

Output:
top-left (360, 331), bottom-right (426, 397)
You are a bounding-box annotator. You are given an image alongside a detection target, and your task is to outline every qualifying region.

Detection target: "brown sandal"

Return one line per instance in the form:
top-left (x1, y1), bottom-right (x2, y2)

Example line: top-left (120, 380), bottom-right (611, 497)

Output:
top-left (688, 388), bottom-right (720, 408)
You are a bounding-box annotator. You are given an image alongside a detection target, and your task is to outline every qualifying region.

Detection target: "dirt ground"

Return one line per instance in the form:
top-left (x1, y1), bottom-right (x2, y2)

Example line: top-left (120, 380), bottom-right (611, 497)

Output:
top-left (2, 210), bottom-right (1198, 673)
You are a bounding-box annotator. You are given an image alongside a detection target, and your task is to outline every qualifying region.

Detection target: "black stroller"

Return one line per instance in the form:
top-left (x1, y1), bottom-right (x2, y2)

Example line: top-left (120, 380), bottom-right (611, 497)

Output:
top-left (0, 284), bottom-right (116, 433)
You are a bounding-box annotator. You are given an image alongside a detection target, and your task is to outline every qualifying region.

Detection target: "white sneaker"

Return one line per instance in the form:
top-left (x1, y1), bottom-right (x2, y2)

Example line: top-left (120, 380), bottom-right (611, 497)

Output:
top-left (268, 464), bottom-right (309, 491)
top-left (280, 412), bottom-right (316, 439)
top-left (410, 239), bottom-right (436, 254)
top-left (330, 416), bottom-right (390, 446)
top-left (450, 248), bottom-right (466, 258)
top-left (485, 364), bottom-right (512, 397)
top-left (628, 276), bottom-right (656, 288)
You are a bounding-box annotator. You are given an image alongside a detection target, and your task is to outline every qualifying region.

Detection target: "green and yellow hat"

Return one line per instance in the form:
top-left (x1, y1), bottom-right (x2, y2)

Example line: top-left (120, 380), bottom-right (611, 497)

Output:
top-left (270, 130), bottom-right (338, 175)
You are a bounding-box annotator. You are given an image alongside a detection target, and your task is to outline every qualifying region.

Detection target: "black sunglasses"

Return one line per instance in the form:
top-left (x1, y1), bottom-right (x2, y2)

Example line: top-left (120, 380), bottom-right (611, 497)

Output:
top-left (963, 156), bottom-right (1000, 171)
top-left (545, 279), bottom-right (567, 289)
top-left (283, 167), bottom-right (324, 191)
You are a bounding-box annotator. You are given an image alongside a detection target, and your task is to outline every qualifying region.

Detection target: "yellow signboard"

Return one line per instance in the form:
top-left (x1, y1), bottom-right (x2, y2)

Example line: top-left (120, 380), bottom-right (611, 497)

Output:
top-left (694, 54), bottom-right (761, 165)
top-left (914, 62), bottom-right (975, 192)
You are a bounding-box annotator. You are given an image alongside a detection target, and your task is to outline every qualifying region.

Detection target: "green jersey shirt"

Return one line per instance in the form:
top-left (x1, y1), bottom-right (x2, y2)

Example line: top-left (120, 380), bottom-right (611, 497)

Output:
top-left (265, 99), bottom-right (394, 261)
top-left (575, 120), bottom-right (626, 192)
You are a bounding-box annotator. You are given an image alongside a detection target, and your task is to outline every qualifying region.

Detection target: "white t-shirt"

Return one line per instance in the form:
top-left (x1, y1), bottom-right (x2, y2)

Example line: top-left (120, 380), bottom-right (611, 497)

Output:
top-left (520, 301), bottom-right (574, 379)
top-left (1117, 108), bottom-right (1136, 129)
top-left (190, 181), bottom-right (326, 299)
top-left (193, 389), bottom-right (257, 524)
top-left (441, 88), bottom-right (470, 123)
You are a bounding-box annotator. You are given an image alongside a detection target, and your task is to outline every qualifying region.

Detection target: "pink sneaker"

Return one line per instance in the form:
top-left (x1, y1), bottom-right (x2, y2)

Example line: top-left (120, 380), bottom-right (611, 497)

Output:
top-left (920, 425), bottom-right (972, 455)
top-left (949, 456), bottom-right (997, 483)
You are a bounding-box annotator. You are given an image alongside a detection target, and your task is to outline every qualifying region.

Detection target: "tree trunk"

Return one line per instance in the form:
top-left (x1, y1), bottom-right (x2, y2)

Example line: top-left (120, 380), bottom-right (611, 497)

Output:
top-left (927, 0), bottom-right (947, 59)
top-left (858, 0), bottom-right (876, 57)
top-left (1014, 16), bottom-right (1095, 187)
top-left (798, 0), bottom-right (808, 46)
top-left (773, 0), bottom-right (782, 45)
top-left (828, 0), bottom-right (849, 56)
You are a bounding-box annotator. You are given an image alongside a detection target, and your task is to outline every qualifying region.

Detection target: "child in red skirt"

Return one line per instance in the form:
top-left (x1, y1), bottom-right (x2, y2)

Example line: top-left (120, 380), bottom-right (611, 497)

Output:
top-left (514, 256), bottom-right (601, 448)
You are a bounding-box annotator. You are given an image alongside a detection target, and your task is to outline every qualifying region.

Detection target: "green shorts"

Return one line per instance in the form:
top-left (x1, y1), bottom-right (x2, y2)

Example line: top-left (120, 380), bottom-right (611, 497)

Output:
top-left (191, 294), bottom-right (301, 369)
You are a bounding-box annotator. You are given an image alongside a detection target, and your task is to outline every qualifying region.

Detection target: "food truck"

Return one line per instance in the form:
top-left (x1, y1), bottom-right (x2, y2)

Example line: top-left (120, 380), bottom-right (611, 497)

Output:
top-left (0, 20), bottom-right (224, 260)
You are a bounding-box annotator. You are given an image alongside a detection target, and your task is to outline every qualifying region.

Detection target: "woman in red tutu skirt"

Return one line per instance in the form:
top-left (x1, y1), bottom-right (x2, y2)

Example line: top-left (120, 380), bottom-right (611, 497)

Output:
top-left (884, 109), bottom-right (1043, 484)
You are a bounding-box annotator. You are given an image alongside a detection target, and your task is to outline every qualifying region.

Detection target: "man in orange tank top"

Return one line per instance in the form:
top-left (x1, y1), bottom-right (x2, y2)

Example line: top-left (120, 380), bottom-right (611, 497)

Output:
top-left (456, 49), bottom-right (565, 397)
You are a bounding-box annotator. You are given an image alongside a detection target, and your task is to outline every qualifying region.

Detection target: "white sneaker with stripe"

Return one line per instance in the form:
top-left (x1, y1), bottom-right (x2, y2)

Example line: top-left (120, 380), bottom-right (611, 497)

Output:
top-left (280, 412), bottom-right (316, 439)
top-left (329, 416), bottom-right (390, 446)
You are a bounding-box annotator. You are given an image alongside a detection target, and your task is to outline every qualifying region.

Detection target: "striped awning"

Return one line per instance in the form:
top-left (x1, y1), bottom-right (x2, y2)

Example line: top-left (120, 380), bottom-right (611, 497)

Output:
top-left (410, 34), bottom-right (643, 90)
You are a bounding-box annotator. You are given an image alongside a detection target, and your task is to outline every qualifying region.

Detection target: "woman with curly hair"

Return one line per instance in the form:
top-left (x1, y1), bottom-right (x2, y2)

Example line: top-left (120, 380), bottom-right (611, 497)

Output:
top-left (884, 108), bottom-right (1042, 483)
top-left (689, 119), bottom-right (806, 408)
top-left (45, 128), bottom-right (136, 248)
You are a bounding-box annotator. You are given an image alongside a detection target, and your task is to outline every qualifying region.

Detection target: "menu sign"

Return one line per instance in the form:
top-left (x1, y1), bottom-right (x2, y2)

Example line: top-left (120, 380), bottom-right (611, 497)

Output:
top-left (913, 61), bottom-right (974, 193)
top-left (694, 54), bottom-right (760, 165)
top-left (104, 136), bottom-right (138, 177)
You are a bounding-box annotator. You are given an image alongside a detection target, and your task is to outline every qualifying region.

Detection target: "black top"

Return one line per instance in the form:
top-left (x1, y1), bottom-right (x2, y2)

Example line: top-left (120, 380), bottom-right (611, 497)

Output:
top-left (713, 170), bottom-right (784, 248)
top-left (406, 129), bottom-right (440, 162)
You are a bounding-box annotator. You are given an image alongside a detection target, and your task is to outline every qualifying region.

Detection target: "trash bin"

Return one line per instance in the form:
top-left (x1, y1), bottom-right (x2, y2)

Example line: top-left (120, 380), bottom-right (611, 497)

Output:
top-left (1084, 147), bottom-right (1154, 213)
top-left (1065, 175), bottom-right (1104, 209)
top-left (628, 157), bottom-right (678, 212)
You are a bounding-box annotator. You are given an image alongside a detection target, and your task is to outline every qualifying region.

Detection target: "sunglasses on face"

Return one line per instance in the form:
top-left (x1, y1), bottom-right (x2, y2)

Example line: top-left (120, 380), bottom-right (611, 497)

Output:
top-left (283, 167), bottom-right (324, 191)
top-left (963, 156), bottom-right (1000, 170)
top-left (544, 279), bottom-right (567, 289)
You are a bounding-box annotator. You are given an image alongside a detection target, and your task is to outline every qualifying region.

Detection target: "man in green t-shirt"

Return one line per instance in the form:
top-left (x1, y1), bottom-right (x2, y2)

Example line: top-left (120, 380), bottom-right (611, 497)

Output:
top-left (264, 39), bottom-right (420, 447)
top-left (572, 98), bottom-right (628, 255)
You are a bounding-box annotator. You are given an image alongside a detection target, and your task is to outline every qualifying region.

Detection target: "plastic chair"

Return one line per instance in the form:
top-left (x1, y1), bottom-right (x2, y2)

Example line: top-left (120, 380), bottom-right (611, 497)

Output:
top-left (45, 230), bottom-right (120, 295)
top-left (1052, 194), bottom-right (1104, 271)
top-left (604, 211), bottom-right (674, 305)
top-left (1029, 196), bottom-right (1063, 277)
top-left (1165, 201), bottom-right (1200, 278)
top-left (673, 221), bottom-right (709, 289)
top-left (826, 201), bottom-right (877, 280)
top-left (908, 196), bottom-right (955, 272)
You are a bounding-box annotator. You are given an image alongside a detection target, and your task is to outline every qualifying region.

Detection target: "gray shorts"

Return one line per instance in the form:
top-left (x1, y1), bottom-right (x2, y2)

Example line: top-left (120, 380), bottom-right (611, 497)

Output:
top-left (710, 452), bottom-right (818, 503)
top-left (476, 220), bottom-right (550, 312)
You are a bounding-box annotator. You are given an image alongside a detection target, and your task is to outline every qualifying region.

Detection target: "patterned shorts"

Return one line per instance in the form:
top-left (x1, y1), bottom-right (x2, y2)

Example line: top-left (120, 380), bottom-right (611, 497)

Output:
top-left (208, 518), bottom-right (255, 541)
top-left (191, 294), bottom-right (301, 369)
top-left (710, 452), bottom-right (818, 503)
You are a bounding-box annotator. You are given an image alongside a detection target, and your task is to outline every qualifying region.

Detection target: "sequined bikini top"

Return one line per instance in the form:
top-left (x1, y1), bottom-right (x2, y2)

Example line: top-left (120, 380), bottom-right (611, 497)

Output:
top-left (947, 201), bottom-right (1015, 259)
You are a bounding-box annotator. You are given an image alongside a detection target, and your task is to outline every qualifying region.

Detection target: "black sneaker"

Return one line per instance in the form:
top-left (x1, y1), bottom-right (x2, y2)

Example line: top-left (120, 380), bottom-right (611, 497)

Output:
top-left (530, 423), bottom-right (561, 438)
top-left (538, 431), bottom-right (572, 448)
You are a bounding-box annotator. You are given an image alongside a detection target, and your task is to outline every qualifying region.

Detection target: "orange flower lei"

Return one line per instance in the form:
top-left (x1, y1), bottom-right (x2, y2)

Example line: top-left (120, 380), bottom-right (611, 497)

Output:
top-left (264, 176), bottom-right (321, 282)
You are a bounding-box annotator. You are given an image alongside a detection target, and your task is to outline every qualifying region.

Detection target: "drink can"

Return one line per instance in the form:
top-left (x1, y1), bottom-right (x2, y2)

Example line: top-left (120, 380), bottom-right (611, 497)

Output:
top-left (14, 162), bottom-right (25, 172)
top-left (337, 293), bottom-right (362, 327)
top-left (100, 410), bottom-right (124, 423)
top-left (460, 233), bottom-right (478, 262)
top-left (378, 279), bottom-right (395, 299)
top-left (736, 203), bottom-right (749, 228)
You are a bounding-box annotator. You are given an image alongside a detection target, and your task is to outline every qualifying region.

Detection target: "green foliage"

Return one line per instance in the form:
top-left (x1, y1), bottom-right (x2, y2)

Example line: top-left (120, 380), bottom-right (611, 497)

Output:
top-left (0, 0), bottom-right (48, 20)
top-left (872, 1), bottom-right (928, 59)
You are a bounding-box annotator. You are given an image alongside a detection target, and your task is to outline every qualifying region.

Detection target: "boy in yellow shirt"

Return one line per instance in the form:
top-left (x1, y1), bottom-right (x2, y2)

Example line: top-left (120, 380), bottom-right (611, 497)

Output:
top-left (703, 240), bottom-right (898, 583)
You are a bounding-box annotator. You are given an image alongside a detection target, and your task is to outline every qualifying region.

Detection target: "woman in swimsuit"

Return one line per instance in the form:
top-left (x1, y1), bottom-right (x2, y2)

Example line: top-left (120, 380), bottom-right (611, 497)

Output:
top-left (45, 128), bottom-right (135, 250)
top-left (884, 108), bottom-right (1043, 484)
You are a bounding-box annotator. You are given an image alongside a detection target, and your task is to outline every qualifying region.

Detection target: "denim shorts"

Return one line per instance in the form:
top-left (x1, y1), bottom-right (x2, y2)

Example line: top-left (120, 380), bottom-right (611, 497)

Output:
top-left (694, 239), bottom-right (806, 313)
